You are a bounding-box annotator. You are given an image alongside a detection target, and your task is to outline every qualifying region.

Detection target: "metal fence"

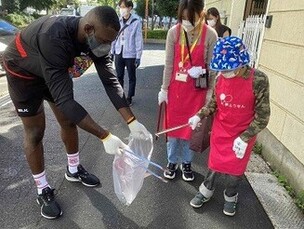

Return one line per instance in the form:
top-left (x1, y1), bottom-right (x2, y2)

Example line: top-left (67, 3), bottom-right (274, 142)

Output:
top-left (238, 15), bottom-right (266, 67)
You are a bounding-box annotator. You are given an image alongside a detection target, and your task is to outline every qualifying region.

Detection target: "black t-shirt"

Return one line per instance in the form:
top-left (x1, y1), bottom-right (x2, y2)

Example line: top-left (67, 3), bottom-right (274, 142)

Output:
top-left (217, 24), bottom-right (231, 37)
top-left (4, 15), bottom-right (127, 124)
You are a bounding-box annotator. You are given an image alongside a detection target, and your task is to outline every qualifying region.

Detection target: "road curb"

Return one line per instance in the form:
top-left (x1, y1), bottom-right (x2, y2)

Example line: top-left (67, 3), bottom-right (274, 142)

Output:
top-left (144, 39), bottom-right (166, 44)
top-left (245, 154), bottom-right (304, 228)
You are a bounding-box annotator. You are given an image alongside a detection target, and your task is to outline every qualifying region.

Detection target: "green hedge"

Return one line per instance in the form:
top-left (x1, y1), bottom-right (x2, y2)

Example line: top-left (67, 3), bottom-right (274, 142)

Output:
top-left (146, 29), bottom-right (168, 40)
top-left (4, 13), bottom-right (35, 28)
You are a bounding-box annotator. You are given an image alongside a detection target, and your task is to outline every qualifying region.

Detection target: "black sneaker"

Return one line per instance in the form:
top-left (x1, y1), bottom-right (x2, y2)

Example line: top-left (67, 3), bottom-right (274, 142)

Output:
top-left (163, 163), bottom-right (177, 179)
top-left (36, 187), bottom-right (62, 220)
top-left (127, 97), bottom-right (133, 106)
top-left (180, 163), bottom-right (194, 181)
top-left (65, 164), bottom-right (100, 187)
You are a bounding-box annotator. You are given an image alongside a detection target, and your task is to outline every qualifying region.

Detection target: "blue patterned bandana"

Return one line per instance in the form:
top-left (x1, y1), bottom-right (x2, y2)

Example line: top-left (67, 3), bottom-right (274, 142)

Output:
top-left (210, 36), bottom-right (250, 71)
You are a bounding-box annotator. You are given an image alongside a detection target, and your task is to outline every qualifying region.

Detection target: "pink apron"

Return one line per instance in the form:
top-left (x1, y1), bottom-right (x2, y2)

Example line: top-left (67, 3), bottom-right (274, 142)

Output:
top-left (209, 69), bottom-right (256, 176)
top-left (166, 23), bottom-right (208, 140)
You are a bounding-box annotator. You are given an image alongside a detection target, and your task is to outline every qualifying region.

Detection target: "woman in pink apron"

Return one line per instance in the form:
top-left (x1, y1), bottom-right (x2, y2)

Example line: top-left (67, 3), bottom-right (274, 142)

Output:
top-left (158, 0), bottom-right (217, 181)
top-left (188, 36), bottom-right (270, 216)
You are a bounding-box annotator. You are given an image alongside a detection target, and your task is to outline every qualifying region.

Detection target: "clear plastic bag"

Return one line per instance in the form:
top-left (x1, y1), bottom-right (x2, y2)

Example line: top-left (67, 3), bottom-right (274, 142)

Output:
top-left (112, 132), bottom-right (165, 205)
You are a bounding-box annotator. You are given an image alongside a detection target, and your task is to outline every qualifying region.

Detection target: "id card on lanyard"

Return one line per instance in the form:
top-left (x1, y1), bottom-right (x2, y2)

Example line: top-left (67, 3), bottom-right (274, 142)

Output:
top-left (175, 72), bottom-right (188, 82)
top-left (121, 30), bottom-right (125, 46)
top-left (182, 24), bottom-right (208, 89)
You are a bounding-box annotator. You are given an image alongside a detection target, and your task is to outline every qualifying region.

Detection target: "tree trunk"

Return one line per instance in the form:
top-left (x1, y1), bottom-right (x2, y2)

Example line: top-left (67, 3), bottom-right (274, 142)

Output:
top-left (168, 17), bottom-right (173, 29)
top-left (151, 16), bottom-right (155, 30)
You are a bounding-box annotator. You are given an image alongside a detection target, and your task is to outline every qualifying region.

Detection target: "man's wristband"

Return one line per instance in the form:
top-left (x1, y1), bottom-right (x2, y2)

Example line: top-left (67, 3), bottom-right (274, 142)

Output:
top-left (100, 131), bottom-right (110, 141)
top-left (127, 116), bottom-right (136, 125)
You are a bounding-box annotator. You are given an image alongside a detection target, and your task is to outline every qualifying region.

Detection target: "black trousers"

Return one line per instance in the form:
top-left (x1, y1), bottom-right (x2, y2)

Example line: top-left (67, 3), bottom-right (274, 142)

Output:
top-left (114, 52), bottom-right (136, 98)
top-left (203, 169), bottom-right (242, 197)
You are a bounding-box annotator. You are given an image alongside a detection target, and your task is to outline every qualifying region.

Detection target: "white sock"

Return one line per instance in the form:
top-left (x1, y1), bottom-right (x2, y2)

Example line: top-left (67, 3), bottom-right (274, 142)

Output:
top-left (33, 171), bottom-right (50, 195)
top-left (67, 152), bottom-right (79, 174)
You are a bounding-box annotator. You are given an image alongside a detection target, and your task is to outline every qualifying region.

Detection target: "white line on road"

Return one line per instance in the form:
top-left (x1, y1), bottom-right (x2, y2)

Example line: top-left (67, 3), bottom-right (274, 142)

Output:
top-left (1, 100), bottom-right (12, 107)
top-left (0, 94), bottom-right (12, 107)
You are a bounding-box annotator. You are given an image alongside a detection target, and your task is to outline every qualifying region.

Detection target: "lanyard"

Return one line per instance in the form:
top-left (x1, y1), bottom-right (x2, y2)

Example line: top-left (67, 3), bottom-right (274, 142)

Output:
top-left (180, 24), bottom-right (202, 68)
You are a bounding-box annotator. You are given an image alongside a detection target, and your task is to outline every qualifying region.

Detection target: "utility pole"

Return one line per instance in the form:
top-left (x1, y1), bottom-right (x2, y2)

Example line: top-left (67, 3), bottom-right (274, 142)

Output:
top-left (144, 0), bottom-right (149, 43)
top-left (151, 0), bottom-right (154, 30)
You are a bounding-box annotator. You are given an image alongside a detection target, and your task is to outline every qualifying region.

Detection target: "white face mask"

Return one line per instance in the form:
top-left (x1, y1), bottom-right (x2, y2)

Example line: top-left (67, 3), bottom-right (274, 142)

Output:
top-left (182, 20), bottom-right (194, 32)
top-left (182, 20), bottom-right (200, 32)
top-left (119, 8), bottom-right (129, 17)
top-left (221, 71), bottom-right (236, 78)
top-left (207, 19), bottom-right (216, 27)
top-left (91, 43), bottom-right (111, 57)
top-left (87, 33), bottom-right (111, 57)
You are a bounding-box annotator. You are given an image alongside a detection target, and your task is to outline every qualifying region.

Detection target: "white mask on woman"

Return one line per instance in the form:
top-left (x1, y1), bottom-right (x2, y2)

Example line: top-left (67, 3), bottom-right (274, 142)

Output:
top-left (182, 20), bottom-right (200, 32)
top-left (119, 8), bottom-right (129, 17)
top-left (207, 19), bottom-right (216, 27)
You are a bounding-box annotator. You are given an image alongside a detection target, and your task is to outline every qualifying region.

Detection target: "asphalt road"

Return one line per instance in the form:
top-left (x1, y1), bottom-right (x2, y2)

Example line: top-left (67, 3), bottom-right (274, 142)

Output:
top-left (0, 44), bottom-right (274, 229)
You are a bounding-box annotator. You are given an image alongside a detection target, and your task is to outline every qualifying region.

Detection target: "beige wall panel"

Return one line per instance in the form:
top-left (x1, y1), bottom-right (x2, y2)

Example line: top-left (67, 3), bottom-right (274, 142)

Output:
top-left (267, 102), bottom-right (286, 140)
top-left (206, 0), bottom-right (222, 8)
top-left (229, 0), bottom-right (246, 36)
top-left (295, 51), bottom-right (304, 83)
top-left (259, 41), bottom-right (302, 82)
top-left (262, 14), bottom-right (282, 41)
top-left (206, 0), bottom-right (225, 22)
top-left (280, 115), bottom-right (304, 163)
top-left (269, 0), bottom-right (304, 12)
top-left (259, 67), bottom-right (304, 121)
top-left (263, 11), bottom-right (304, 46)
top-left (221, 0), bottom-right (230, 10)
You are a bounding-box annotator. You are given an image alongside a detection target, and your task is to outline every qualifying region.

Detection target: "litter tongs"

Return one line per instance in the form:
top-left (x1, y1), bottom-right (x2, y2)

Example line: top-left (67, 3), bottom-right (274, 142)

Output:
top-left (155, 123), bottom-right (190, 138)
top-left (123, 148), bottom-right (168, 183)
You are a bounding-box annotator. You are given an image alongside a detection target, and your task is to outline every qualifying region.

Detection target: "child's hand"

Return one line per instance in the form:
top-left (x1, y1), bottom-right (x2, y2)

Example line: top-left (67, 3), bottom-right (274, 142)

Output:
top-left (232, 137), bottom-right (248, 159)
top-left (188, 115), bottom-right (201, 130)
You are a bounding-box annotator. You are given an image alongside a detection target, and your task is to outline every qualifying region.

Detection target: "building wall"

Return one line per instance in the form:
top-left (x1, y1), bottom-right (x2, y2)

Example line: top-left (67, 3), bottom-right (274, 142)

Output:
top-left (229, 0), bottom-right (246, 36)
top-left (258, 0), bottom-right (304, 164)
top-left (257, 0), bottom-right (304, 192)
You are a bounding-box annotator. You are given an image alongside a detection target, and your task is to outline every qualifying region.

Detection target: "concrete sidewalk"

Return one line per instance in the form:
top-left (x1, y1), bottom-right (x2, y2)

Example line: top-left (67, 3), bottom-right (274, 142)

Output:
top-left (0, 43), bottom-right (303, 228)
top-left (246, 154), bottom-right (304, 228)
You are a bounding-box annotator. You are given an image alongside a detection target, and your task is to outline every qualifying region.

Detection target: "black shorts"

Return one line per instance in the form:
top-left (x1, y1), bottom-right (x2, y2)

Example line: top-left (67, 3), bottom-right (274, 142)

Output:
top-left (7, 73), bottom-right (55, 117)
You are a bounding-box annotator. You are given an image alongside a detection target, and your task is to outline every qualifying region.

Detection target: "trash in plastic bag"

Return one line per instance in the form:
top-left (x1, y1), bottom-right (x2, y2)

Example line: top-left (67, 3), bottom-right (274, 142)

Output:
top-left (113, 131), bottom-right (166, 205)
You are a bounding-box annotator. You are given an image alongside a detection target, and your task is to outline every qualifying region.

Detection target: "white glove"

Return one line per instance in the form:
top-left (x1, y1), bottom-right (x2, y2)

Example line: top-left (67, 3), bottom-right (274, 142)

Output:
top-left (128, 120), bottom-right (150, 139)
top-left (101, 133), bottom-right (127, 155)
top-left (232, 137), bottom-right (248, 159)
top-left (158, 89), bottom-right (168, 105)
top-left (188, 115), bottom-right (201, 130)
top-left (188, 66), bottom-right (205, 79)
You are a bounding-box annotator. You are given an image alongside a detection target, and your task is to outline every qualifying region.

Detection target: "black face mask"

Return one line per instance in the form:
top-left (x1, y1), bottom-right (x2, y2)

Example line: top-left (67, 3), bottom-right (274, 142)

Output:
top-left (87, 33), bottom-right (111, 57)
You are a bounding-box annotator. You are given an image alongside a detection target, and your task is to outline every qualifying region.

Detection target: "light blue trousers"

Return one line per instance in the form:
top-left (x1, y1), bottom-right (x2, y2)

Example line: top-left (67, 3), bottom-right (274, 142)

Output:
top-left (166, 137), bottom-right (194, 164)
